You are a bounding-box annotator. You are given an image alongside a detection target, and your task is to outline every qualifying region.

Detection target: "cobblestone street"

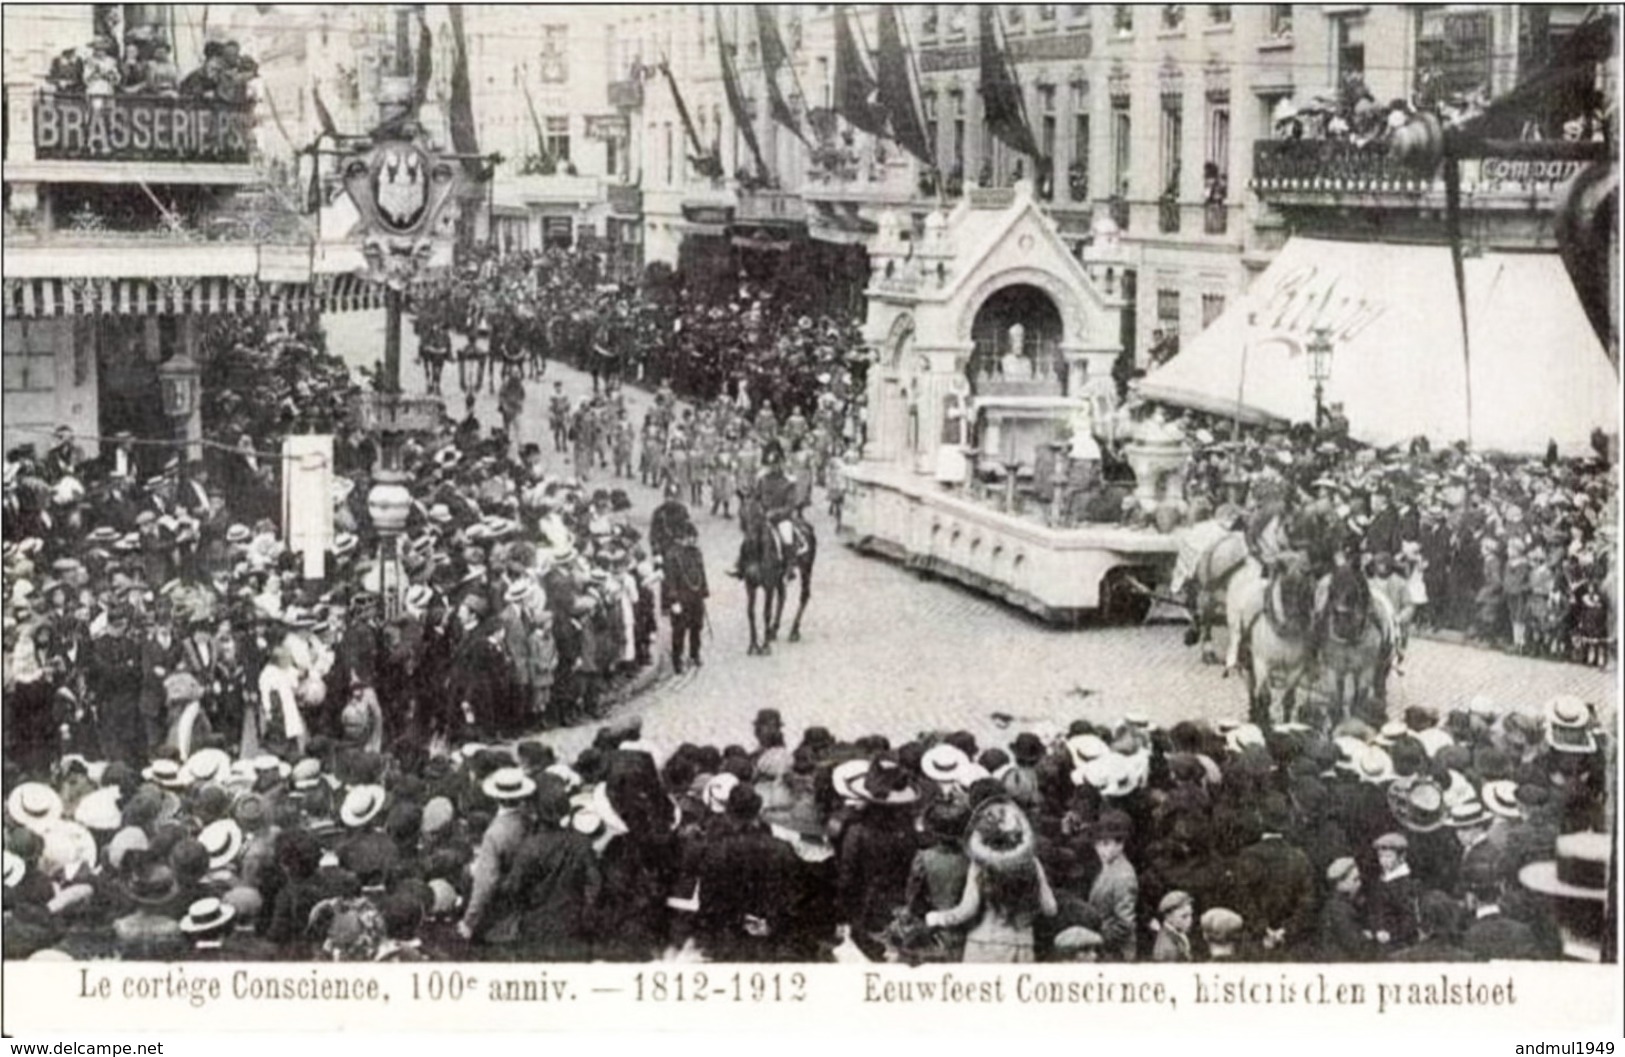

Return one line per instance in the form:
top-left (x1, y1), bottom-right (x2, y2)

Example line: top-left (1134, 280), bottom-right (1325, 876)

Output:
top-left (327, 310), bottom-right (1616, 758)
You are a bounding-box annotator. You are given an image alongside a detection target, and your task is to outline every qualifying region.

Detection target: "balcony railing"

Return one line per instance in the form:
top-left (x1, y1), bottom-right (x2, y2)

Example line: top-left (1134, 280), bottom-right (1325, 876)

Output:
top-left (1158, 196), bottom-right (1181, 233)
top-left (736, 188), bottom-right (807, 226)
top-left (1203, 200), bottom-right (1228, 234)
top-left (607, 79), bottom-right (644, 110)
top-left (1252, 139), bottom-right (1431, 195)
top-left (31, 92), bottom-right (255, 165)
top-left (606, 184), bottom-right (643, 216)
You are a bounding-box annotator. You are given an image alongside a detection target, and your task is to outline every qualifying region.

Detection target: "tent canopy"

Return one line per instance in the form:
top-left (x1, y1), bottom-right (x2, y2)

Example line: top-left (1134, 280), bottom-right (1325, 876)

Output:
top-left (1138, 237), bottom-right (1620, 456)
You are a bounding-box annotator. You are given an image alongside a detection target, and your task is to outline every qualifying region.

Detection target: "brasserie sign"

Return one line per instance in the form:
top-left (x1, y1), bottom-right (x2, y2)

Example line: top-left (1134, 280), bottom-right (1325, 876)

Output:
top-left (34, 96), bottom-right (252, 163)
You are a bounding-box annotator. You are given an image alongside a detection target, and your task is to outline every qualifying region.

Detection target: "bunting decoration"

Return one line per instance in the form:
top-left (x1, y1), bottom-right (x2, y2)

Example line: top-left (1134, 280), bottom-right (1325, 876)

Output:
top-left (410, 9), bottom-right (433, 116)
top-left (833, 5), bottom-right (888, 139)
top-left (978, 6), bottom-right (1042, 161)
top-left (717, 9), bottom-right (770, 182)
top-left (659, 60), bottom-right (722, 179)
top-left (755, 6), bottom-right (809, 146)
top-left (446, 5), bottom-right (486, 184)
top-left (874, 5), bottom-right (933, 167)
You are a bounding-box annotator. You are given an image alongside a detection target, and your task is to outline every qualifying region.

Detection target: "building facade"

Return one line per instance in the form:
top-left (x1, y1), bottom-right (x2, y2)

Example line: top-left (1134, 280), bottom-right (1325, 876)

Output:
top-left (2, 4), bottom-right (379, 463)
top-left (598, 4), bottom-right (1608, 362)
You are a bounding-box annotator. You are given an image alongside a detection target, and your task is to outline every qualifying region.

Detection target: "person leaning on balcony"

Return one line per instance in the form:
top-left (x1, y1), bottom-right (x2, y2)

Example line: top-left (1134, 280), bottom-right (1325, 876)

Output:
top-left (83, 38), bottom-right (121, 101)
top-left (179, 41), bottom-right (227, 101)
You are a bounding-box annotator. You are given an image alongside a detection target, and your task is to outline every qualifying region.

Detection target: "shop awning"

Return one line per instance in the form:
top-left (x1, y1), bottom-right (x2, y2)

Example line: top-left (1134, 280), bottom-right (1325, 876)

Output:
top-left (1, 272), bottom-right (385, 319)
top-left (1137, 237), bottom-right (1620, 456)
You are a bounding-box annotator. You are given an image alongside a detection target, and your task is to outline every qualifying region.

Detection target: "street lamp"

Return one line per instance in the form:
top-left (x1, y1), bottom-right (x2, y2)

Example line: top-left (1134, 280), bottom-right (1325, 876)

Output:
top-left (1306, 326), bottom-right (1334, 430)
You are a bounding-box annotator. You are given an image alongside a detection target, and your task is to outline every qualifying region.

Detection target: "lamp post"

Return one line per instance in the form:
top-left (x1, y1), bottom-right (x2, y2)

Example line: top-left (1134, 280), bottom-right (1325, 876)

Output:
top-left (1307, 326), bottom-right (1334, 431)
top-left (156, 348), bottom-right (200, 465)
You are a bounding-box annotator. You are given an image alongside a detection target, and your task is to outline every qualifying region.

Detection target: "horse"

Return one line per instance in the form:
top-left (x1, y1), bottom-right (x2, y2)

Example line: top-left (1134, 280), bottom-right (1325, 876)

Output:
top-left (738, 493), bottom-right (816, 655)
top-left (1237, 563), bottom-right (1317, 728)
top-left (1318, 566), bottom-right (1393, 727)
top-left (1175, 525), bottom-right (1252, 665)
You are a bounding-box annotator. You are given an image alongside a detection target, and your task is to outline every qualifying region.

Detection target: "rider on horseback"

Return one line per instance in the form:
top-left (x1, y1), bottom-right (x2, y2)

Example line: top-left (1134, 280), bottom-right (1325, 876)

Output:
top-left (729, 439), bottom-right (806, 580)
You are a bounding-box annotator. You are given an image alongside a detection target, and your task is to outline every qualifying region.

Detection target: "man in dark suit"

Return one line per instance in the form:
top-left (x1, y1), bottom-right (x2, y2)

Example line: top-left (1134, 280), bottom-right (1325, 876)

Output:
top-left (1460, 860), bottom-right (1541, 960)
top-left (662, 521), bottom-right (708, 674)
top-left (1232, 795), bottom-right (1318, 956)
top-left (1389, 889), bottom-right (1482, 962)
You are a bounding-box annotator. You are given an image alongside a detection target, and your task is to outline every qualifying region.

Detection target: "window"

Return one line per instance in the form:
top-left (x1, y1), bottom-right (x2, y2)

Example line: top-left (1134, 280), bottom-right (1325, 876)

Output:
top-left (664, 122), bottom-right (673, 183)
top-left (950, 89), bottom-right (966, 170)
top-left (1331, 13), bottom-right (1365, 83)
top-left (1039, 86), bottom-right (1056, 199)
top-left (1038, 5), bottom-right (1056, 23)
top-left (1267, 4), bottom-right (1292, 39)
top-left (606, 136), bottom-right (619, 176)
top-left (1111, 101), bottom-right (1131, 198)
top-left (1209, 100), bottom-right (1228, 201)
top-left (1067, 4), bottom-right (1091, 24)
top-left (1112, 5), bottom-right (1133, 36)
top-left (2, 348), bottom-right (54, 393)
top-left (1413, 6), bottom-right (1493, 105)
top-left (1005, 5), bottom-right (1024, 32)
top-left (540, 24), bottom-right (569, 82)
top-left (921, 5), bottom-right (938, 38)
top-left (946, 5), bottom-right (967, 36)
top-left (817, 57), bottom-right (830, 107)
top-left (1161, 5), bottom-right (1185, 31)
top-left (1201, 292), bottom-right (1226, 329)
top-left (1207, 5), bottom-right (1231, 25)
top-left (1070, 108), bottom-right (1090, 201)
top-left (923, 90), bottom-right (939, 165)
top-left (1157, 288), bottom-right (1181, 336)
top-left (545, 116), bottom-right (571, 161)
top-left (1160, 96), bottom-right (1182, 197)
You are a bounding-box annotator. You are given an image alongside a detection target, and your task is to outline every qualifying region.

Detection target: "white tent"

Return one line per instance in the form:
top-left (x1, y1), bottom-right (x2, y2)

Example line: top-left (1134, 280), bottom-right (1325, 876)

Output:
top-left (1138, 237), bottom-right (1620, 456)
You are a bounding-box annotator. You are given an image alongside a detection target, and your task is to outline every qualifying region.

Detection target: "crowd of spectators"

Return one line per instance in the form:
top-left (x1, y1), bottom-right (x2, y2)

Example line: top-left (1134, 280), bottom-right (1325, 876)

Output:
top-left (410, 248), bottom-right (869, 438)
top-left (1, 695), bottom-right (1610, 964)
top-left (47, 29), bottom-right (258, 104)
top-left (1169, 408), bottom-right (1618, 667)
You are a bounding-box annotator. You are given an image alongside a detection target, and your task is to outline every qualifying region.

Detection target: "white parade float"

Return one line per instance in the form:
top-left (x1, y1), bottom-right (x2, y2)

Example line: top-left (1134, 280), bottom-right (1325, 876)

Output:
top-left (840, 180), bottom-right (1185, 623)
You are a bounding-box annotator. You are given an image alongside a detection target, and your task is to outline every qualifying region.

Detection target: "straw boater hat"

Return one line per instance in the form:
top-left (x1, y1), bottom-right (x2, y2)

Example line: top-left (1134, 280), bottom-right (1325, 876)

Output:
top-left (183, 748), bottom-right (231, 786)
top-left (2, 850), bottom-right (25, 888)
top-left (481, 768), bottom-right (537, 803)
top-left (339, 785), bottom-right (387, 828)
top-left (72, 786), bottom-right (123, 833)
top-left (7, 783), bottom-right (64, 833)
top-left (179, 896), bottom-right (237, 935)
top-left (1520, 831), bottom-right (1610, 902)
top-left (198, 819), bottom-right (245, 870)
top-left (702, 773), bottom-right (741, 815)
top-left (1482, 780), bottom-right (1523, 820)
top-left (1543, 695), bottom-right (1596, 754)
top-left (141, 759), bottom-right (191, 791)
top-left (921, 743), bottom-right (970, 784)
top-left (830, 759), bottom-right (871, 804)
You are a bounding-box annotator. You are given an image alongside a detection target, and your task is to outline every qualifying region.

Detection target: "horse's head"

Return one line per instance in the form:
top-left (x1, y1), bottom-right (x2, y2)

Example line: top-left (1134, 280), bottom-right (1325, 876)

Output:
top-left (1275, 564), bottom-right (1317, 629)
top-left (1326, 566), bottom-right (1372, 643)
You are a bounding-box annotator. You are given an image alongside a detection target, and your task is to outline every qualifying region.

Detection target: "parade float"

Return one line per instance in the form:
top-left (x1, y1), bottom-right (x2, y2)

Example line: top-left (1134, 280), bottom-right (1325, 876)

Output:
top-left (839, 181), bottom-right (1185, 623)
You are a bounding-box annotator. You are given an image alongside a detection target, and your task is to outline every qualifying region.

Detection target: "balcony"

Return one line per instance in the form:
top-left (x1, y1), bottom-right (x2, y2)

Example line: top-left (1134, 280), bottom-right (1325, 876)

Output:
top-left (736, 188), bottom-right (806, 226)
top-left (29, 92), bottom-right (255, 165)
top-left (1252, 139), bottom-right (1429, 196)
top-left (607, 79), bottom-right (644, 111)
top-left (606, 183), bottom-right (643, 216)
top-left (1203, 201), bottom-right (1229, 235)
top-left (1157, 196), bottom-right (1181, 233)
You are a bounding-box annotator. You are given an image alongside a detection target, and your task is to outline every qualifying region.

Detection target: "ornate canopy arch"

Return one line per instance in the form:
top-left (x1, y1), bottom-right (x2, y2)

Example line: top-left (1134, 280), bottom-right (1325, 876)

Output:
top-left (955, 266), bottom-right (1087, 348)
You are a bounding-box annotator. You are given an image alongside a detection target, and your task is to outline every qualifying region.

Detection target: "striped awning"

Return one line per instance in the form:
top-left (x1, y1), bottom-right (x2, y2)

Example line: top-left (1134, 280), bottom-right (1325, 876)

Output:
top-left (1, 273), bottom-right (385, 319)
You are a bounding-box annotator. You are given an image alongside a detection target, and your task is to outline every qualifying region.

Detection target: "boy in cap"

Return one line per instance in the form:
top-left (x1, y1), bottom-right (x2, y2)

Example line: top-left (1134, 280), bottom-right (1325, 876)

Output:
top-left (1367, 832), bottom-right (1420, 947)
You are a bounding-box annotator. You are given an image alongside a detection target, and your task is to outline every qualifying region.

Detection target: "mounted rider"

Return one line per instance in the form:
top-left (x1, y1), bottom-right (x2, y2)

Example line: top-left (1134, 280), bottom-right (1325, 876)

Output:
top-left (729, 439), bottom-right (807, 579)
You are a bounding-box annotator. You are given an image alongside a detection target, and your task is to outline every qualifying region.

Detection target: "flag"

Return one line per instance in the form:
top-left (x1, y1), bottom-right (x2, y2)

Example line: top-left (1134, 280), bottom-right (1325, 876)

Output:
top-left (659, 60), bottom-right (721, 178)
top-left (874, 5), bottom-right (933, 167)
top-left (411, 10), bottom-right (433, 116)
top-left (717, 9), bottom-right (769, 181)
top-left (833, 5), bottom-right (888, 138)
top-left (311, 81), bottom-right (338, 139)
top-left (978, 6), bottom-right (1042, 160)
top-left (755, 6), bottom-right (808, 146)
top-left (520, 77), bottom-right (547, 157)
top-left (447, 5), bottom-right (485, 183)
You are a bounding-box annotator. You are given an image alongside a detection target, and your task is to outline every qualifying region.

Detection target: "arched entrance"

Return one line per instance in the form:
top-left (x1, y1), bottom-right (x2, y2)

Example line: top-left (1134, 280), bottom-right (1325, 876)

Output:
top-left (968, 283), bottom-right (1065, 395)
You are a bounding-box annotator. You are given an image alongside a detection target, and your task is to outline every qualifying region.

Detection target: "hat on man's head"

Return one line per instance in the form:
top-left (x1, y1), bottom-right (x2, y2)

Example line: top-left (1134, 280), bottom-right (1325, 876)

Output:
top-left (339, 785), bottom-right (387, 828)
top-left (7, 783), bottom-right (64, 833)
top-left (1008, 732), bottom-right (1046, 767)
top-left (1200, 907), bottom-right (1244, 943)
top-left (921, 743), bottom-right (970, 784)
top-left (198, 819), bottom-right (244, 869)
top-left (481, 768), bottom-right (537, 803)
top-left (1374, 831), bottom-right (1409, 852)
top-left (180, 896), bottom-right (236, 936)
top-left (1520, 831), bottom-right (1610, 902)
top-left (1482, 780), bottom-right (1522, 819)
top-left (1543, 695), bottom-right (1596, 753)
top-left (1158, 890), bottom-right (1193, 918)
top-left (1326, 856), bottom-right (1359, 884)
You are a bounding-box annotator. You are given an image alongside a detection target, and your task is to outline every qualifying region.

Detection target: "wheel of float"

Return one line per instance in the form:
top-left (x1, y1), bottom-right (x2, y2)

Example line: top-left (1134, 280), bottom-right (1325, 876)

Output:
top-left (1099, 567), bottom-right (1154, 626)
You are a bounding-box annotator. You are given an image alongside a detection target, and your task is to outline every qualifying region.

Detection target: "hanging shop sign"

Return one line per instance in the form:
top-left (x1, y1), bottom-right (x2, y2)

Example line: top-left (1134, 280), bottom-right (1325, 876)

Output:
top-left (34, 95), bottom-right (253, 163)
